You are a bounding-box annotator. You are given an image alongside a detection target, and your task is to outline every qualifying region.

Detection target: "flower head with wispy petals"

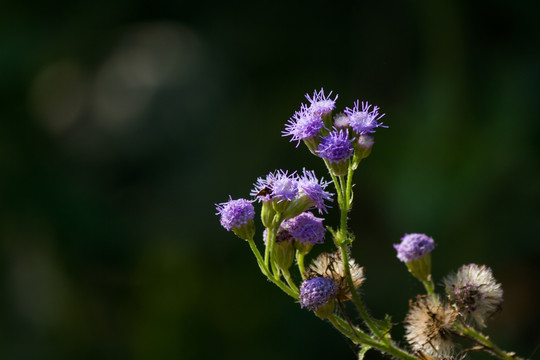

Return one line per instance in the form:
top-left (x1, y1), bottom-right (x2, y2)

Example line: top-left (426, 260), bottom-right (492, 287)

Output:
top-left (305, 88), bottom-right (338, 116)
top-left (282, 212), bottom-right (325, 245)
top-left (250, 170), bottom-right (298, 202)
top-left (344, 101), bottom-right (386, 135)
top-left (215, 197), bottom-right (255, 231)
top-left (444, 264), bottom-right (503, 327)
top-left (317, 129), bottom-right (354, 163)
top-left (283, 104), bottom-right (325, 147)
top-left (297, 169), bottom-right (333, 214)
top-left (299, 277), bottom-right (338, 311)
top-left (394, 233), bottom-right (436, 263)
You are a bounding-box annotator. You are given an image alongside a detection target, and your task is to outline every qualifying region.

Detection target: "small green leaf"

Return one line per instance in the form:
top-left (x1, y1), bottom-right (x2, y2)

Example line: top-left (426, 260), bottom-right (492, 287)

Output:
top-left (372, 314), bottom-right (393, 335)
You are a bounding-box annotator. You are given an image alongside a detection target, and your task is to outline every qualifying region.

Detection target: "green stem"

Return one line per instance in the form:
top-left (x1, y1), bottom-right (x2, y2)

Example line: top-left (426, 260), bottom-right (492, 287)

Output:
top-left (454, 322), bottom-right (519, 360)
top-left (329, 314), bottom-right (371, 342)
top-left (247, 237), bottom-right (266, 272)
top-left (266, 213), bottom-right (282, 276)
top-left (422, 279), bottom-right (435, 296)
top-left (346, 157), bottom-right (355, 207)
top-left (269, 275), bottom-right (298, 299)
top-left (282, 269), bottom-right (299, 293)
top-left (327, 314), bottom-right (418, 360)
top-left (324, 159), bottom-right (343, 205)
top-left (338, 175), bottom-right (348, 234)
top-left (247, 238), bottom-right (298, 299)
top-left (340, 245), bottom-right (388, 344)
top-left (263, 226), bottom-right (272, 268)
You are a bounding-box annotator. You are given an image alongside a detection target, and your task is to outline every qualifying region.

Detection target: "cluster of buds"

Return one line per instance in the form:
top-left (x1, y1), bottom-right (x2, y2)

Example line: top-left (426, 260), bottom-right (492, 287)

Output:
top-left (216, 89), bottom-right (518, 360)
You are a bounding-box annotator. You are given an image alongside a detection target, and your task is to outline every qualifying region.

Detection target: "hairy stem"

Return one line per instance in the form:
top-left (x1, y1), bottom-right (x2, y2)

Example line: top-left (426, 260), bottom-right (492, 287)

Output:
top-left (454, 322), bottom-right (520, 360)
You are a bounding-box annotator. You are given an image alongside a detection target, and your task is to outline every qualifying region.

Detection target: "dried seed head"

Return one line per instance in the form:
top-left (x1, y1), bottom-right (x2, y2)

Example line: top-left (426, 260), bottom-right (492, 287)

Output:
top-left (405, 296), bottom-right (457, 358)
top-left (308, 250), bottom-right (364, 302)
top-left (444, 264), bottom-right (503, 327)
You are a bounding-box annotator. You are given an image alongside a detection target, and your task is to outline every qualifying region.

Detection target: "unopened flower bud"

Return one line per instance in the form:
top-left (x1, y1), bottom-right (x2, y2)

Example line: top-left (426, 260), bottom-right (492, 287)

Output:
top-left (299, 277), bottom-right (338, 316)
top-left (272, 229), bottom-right (295, 271)
top-left (333, 113), bottom-right (350, 129)
top-left (352, 135), bottom-right (374, 169)
top-left (260, 200), bottom-right (276, 228)
top-left (394, 233), bottom-right (436, 282)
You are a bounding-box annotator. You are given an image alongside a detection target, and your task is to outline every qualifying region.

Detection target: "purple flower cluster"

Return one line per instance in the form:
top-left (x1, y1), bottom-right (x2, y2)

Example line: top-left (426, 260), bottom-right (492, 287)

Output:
top-left (283, 89), bottom-right (337, 146)
top-left (282, 212), bottom-right (326, 245)
top-left (299, 277), bottom-right (338, 311)
top-left (283, 89), bottom-right (386, 166)
top-left (344, 101), bottom-right (386, 135)
top-left (251, 169), bottom-right (333, 214)
top-left (394, 233), bottom-right (436, 262)
top-left (316, 129), bottom-right (354, 163)
top-left (215, 197), bottom-right (255, 231)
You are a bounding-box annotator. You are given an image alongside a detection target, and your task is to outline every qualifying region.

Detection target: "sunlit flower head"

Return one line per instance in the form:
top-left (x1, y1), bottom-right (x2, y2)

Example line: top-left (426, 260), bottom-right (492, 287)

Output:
top-left (305, 88), bottom-right (338, 117)
top-left (283, 104), bottom-right (325, 146)
top-left (344, 101), bottom-right (386, 135)
top-left (297, 169), bottom-right (333, 214)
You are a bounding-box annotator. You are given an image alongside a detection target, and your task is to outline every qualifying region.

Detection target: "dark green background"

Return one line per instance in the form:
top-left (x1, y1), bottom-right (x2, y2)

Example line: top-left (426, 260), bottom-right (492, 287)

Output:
top-left (1, 1), bottom-right (539, 359)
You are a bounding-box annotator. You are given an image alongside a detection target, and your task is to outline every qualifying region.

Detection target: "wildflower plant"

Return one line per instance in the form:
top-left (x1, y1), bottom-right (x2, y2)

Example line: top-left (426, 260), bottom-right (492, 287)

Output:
top-left (216, 89), bottom-right (522, 360)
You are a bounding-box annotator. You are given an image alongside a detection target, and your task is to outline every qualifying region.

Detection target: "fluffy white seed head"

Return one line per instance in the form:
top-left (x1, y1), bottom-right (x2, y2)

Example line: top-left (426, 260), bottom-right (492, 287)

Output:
top-left (404, 296), bottom-right (457, 358)
top-left (444, 264), bottom-right (503, 327)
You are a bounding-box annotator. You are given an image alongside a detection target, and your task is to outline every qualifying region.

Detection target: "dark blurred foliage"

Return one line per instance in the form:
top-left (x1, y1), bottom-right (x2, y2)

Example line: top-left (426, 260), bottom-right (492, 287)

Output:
top-left (1, 0), bottom-right (539, 359)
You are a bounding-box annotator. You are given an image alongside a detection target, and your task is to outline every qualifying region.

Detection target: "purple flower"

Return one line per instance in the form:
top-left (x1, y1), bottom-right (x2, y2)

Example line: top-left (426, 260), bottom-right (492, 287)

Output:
top-left (305, 88), bottom-right (338, 116)
top-left (216, 197), bottom-right (255, 231)
top-left (394, 233), bottom-right (436, 262)
top-left (344, 101), bottom-right (386, 135)
top-left (251, 170), bottom-right (298, 202)
top-left (282, 212), bottom-right (325, 245)
top-left (297, 169), bottom-right (333, 214)
top-left (283, 104), bottom-right (325, 146)
top-left (272, 171), bottom-right (298, 202)
top-left (317, 129), bottom-right (354, 163)
top-left (299, 277), bottom-right (338, 311)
